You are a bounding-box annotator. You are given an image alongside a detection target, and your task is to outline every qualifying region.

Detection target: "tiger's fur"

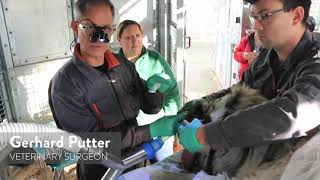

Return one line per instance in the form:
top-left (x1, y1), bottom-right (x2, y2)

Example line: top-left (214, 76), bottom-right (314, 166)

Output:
top-left (181, 84), bottom-right (308, 179)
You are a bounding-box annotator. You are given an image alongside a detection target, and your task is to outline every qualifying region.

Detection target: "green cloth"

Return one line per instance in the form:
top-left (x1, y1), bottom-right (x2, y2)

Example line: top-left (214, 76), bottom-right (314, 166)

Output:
top-left (119, 46), bottom-right (180, 116)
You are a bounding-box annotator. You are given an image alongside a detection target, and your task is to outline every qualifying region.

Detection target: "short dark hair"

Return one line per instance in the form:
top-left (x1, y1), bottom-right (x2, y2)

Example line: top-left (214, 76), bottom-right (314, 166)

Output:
top-left (117, 20), bottom-right (143, 38)
top-left (73, 0), bottom-right (115, 20)
top-left (280, 0), bottom-right (311, 24)
top-left (248, 0), bottom-right (311, 25)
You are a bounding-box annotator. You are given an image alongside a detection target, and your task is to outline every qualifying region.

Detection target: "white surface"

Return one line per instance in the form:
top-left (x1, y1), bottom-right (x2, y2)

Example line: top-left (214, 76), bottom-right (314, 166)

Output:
top-left (119, 151), bottom-right (229, 180)
top-left (281, 131), bottom-right (320, 180)
top-left (118, 151), bottom-right (194, 180)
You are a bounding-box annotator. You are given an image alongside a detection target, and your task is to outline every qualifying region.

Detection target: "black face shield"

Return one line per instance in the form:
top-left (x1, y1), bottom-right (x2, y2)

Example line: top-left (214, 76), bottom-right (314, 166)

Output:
top-left (90, 27), bottom-right (110, 43)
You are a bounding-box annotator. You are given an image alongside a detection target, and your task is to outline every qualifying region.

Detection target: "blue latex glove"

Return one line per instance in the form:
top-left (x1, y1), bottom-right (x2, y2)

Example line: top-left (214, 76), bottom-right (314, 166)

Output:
top-left (142, 137), bottom-right (164, 160)
top-left (146, 73), bottom-right (174, 94)
top-left (149, 114), bottom-right (184, 138)
top-left (178, 118), bottom-right (204, 153)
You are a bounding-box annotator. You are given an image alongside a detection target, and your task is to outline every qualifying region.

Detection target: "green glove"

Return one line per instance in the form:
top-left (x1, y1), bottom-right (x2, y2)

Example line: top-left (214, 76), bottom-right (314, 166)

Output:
top-left (147, 73), bottom-right (174, 94)
top-left (178, 118), bottom-right (204, 153)
top-left (149, 114), bottom-right (184, 138)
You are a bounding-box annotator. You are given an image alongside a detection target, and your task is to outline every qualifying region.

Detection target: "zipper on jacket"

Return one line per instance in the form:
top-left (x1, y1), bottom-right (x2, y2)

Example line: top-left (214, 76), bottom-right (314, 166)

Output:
top-left (106, 73), bottom-right (128, 122)
top-left (92, 103), bottom-right (105, 129)
top-left (272, 76), bottom-right (278, 97)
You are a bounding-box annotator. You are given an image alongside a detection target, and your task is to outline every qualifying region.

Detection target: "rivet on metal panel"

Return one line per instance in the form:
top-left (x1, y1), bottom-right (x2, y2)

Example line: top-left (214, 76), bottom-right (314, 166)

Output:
top-left (9, 31), bottom-right (12, 34)
top-left (68, 5), bottom-right (71, 8)
top-left (5, 8), bottom-right (8, 11)
top-left (25, 60), bottom-right (28, 63)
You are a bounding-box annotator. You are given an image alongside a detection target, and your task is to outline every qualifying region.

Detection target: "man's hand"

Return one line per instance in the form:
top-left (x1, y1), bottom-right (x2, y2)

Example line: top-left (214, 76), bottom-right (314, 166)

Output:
top-left (147, 73), bottom-right (174, 94)
top-left (243, 52), bottom-right (258, 64)
top-left (149, 114), bottom-right (184, 138)
top-left (178, 118), bottom-right (204, 153)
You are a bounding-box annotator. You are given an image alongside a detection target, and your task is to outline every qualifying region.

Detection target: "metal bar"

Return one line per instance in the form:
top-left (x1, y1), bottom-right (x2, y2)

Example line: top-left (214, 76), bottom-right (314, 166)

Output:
top-left (122, 149), bottom-right (147, 169)
top-left (100, 168), bottom-right (122, 180)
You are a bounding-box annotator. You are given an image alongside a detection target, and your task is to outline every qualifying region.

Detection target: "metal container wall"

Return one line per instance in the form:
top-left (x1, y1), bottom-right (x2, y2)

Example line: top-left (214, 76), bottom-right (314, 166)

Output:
top-left (0, 0), bottom-right (74, 123)
top-left (212, 0), bottom-right (243, 88)
top-left (1, 0), bottom-right (74, 67)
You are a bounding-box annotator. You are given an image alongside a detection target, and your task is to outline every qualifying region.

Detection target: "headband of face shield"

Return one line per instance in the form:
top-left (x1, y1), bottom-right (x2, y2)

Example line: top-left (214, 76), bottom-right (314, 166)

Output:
top-left (244, 0), bottom-right (258, 4)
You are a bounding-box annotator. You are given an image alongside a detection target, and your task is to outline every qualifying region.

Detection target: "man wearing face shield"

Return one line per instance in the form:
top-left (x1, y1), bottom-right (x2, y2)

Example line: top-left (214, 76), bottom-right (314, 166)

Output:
top-left (49, 0), bottom-right (183, 179)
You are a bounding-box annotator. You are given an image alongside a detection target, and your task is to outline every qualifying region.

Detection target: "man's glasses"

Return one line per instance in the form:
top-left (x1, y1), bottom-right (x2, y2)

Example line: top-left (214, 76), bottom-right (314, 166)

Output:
top-left (249, 9), bottom-right (285, 25)
top-left (78, 19), bottom-right (116, 35)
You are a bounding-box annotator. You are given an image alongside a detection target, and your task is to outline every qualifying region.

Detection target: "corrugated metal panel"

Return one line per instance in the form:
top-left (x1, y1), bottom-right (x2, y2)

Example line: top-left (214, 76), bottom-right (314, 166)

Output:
top-left (0, 73), bottom-right (11, 123)
top-left (0, 94), bottom-right (6, 122)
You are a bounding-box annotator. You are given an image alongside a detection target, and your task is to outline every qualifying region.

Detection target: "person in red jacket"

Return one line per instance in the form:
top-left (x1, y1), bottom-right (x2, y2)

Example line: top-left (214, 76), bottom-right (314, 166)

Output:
top-left (233, 31), bottom-right (260, 80)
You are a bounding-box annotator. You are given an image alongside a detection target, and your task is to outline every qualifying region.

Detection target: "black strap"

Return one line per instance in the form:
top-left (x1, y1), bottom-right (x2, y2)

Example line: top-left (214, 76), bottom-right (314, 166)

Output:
top-left (248, 33), bottom-right (255, 51)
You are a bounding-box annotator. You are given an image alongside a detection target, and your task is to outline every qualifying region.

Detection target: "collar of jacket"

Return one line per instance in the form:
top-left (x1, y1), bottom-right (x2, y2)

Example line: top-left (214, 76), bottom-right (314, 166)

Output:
top-left (138, 46), bottom-right (148, 60)
top-left (118, 46), bottom-right (147, 62)
top-left (263, 31), bottom-right (314, 71)
top-left (118, 48), bottom-right (126, 59)
top-left (72, 43), bottom-right (121, 82)
top-left (74, 43), bottom-right (120, 69)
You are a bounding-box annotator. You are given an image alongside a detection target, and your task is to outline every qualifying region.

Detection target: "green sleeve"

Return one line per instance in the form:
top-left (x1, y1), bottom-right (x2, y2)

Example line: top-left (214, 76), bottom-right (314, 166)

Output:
top-left (136, 47), bottom-right (181, 115)
top-left (158, 55), bottom-right (181, 115)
